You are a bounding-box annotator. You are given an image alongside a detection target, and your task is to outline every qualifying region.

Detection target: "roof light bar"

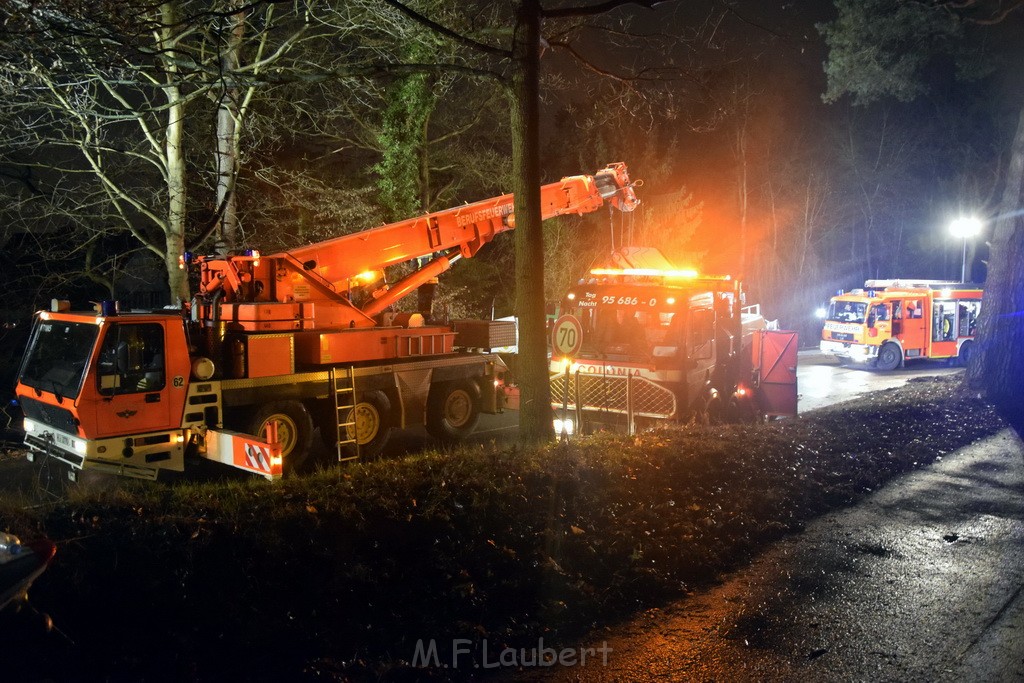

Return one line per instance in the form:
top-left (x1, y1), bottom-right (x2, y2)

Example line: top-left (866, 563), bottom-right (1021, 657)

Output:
top-left (590, 267), bottom-right (700, 278)
top-left (588, 267), bottom-right (733, 282)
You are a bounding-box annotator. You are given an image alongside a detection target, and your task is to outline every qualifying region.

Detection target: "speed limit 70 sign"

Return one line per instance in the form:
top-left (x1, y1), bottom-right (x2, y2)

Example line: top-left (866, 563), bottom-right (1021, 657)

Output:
top-left (551, 314), bottom-right (583, 357)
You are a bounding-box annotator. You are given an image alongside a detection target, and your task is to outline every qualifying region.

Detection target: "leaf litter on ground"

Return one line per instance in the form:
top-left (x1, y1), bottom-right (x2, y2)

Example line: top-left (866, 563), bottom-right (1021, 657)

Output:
top-left (0, 375), bottom-right (1005, 681)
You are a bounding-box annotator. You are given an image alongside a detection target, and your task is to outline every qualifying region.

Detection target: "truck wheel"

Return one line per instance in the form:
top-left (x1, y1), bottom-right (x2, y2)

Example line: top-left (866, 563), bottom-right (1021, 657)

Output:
top-left (706, 394), bottom-right (726, 424)
top-left (247, 401), bottom-right (313, 477)
top-left (728, 395), bottom-right (761, 424)
top-left (957, 340), bottom-right (974, 368)
top-left (876, 343), bottom-right (902, 371)
top-left (337, 391), bottom-right (393, 460)
top-left (426, 380), bottom-right (481, 443)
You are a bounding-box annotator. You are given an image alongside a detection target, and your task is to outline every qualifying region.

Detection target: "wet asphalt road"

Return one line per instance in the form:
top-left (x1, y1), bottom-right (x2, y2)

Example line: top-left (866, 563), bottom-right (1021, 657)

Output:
top-left (508, 431), bottom-right (1024, 682)
top-left (795, 351), bottom-right (961, 413)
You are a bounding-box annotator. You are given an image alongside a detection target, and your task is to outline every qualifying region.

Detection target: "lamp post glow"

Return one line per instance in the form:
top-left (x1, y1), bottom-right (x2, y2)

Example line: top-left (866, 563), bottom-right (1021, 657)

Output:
top-left (949, 216), bottom-right (982, 283)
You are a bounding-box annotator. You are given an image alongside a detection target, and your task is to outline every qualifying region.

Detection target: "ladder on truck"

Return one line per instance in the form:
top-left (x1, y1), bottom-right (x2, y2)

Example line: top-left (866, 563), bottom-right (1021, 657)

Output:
top-left (330, 366), bottom-right (360, 461)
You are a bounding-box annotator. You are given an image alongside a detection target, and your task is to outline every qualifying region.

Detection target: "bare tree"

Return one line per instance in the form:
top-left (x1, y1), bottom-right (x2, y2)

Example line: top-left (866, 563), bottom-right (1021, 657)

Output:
top-left (0, 1), bottom-right (347, 301)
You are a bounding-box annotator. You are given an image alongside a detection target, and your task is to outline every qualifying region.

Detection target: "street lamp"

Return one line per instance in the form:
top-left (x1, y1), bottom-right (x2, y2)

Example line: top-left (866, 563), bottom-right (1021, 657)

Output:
top-left (949, 216), bottom-right (982, 283)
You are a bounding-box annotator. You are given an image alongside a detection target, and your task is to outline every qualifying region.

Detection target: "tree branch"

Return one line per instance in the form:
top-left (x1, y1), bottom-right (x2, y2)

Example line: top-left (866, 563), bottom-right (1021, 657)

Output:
top-left (542, 0), bottom-right (670, 19)
top-left (379, 0), bottom-right (510, 58)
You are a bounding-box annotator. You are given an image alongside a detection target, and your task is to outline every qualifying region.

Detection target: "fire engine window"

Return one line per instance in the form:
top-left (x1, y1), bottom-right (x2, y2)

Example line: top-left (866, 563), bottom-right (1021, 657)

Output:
top-left (869, 304), bottom-right (889, 323)
top-left (932, 300), bottom-right (956, 342)
top-left (893, 301), bottom-right (903, 319)
top-left (906, 299), bottom-right (923, 318)
top-left (827, 301), bottom-right (866, 324)
top-left (957, 300), bottom-right (981, 337)
top-left (97, 323), bottom-right (166, 394)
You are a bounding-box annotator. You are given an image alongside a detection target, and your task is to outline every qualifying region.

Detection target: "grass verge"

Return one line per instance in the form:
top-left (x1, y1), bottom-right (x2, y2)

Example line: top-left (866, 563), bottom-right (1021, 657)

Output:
top-left (0, 376), bottom-right (1006, 681)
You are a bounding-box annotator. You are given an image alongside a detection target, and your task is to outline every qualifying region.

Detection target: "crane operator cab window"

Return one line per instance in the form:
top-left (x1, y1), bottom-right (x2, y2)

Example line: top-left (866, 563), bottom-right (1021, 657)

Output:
top-left (98, 323), bottom-right (166, 394)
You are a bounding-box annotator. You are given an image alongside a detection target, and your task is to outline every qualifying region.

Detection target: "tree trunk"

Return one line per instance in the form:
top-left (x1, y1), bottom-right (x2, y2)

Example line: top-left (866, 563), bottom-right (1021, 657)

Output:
top-left (161, 2), bottom-right (189, 303)
top-left (510, 0), bottom-right (553, 443)
top-left (215, 5), bottom-right (246, 254)
top-left (968, 104), bottom-right (1024, 433)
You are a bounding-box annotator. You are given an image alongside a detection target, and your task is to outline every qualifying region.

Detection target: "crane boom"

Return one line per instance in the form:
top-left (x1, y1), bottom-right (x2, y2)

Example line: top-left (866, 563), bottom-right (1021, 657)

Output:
top-left (197, 163), bottom-right (638, 327)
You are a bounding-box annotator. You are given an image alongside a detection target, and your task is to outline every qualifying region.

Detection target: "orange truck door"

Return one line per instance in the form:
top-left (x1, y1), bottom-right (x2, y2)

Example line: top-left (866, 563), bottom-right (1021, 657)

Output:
top-left (754, 330), bottom-right (798, 417)
top-left (87, 321), bottom-right (176, 437)
top-left (897, 297), bottom-right (927, 357)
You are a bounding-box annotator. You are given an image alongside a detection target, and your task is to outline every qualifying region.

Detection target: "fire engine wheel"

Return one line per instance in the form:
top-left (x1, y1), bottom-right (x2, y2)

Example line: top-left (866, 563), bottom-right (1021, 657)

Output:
top-left (957, 340), bottom-right (974, 368)
top-left (426, 380), bottom-right (481, 443)
top-left (247, 401), bottom-right (313, 477)
top-left (875, 343), bottom-right (902, 371)
top-left (339, 391), bottom-right (393, 460)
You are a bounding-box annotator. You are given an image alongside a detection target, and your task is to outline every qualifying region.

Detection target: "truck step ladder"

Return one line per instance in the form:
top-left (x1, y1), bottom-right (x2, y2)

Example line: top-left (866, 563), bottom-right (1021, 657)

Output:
top-left (330, 366), bottom-right (359, 461)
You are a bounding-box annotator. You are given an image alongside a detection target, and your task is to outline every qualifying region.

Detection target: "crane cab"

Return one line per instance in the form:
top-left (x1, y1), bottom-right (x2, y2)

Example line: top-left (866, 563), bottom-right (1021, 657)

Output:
top-left (16, 308), bottom-right (191, 479)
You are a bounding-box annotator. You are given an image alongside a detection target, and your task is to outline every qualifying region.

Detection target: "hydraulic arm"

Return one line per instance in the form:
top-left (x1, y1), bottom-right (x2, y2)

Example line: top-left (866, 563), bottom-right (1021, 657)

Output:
top-left (197, 163), bottom-right (639, 327)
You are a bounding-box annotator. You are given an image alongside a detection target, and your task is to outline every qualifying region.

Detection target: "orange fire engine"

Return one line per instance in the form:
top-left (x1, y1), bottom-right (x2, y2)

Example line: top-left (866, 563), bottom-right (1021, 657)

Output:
top-left (548, 247), bottom-right (798, 435)
top-left (819, 280), bottom-right (983, 370)
top-left (16, 164), bottom-right (639, 480)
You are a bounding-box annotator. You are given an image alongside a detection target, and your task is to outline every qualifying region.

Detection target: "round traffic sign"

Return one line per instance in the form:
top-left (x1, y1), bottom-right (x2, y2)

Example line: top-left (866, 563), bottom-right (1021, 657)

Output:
top-left (551, 314), bottom-right (584, 357)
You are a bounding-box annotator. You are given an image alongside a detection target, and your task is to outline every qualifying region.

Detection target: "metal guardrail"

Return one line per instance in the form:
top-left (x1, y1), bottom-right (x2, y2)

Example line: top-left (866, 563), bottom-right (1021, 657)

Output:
top-left (551, 372), bottom-right (676, 421)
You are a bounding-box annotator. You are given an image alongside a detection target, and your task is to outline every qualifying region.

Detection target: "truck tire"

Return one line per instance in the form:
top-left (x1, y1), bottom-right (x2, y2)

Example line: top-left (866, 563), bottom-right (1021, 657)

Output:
top-left (728, 395), bottom-right (761, 424)
top-left (706, 394), bottom-right (726, 424)
top-left (875, 342), bottom-right (902, 371)
top-left (336, 391), bottom-right (393, 461)
top-left (957, 340), bottom-right (974, 368)
top-left (247, 400), bottom-right (313, 477)
top-left (426, 379), bottom-right (481, 443)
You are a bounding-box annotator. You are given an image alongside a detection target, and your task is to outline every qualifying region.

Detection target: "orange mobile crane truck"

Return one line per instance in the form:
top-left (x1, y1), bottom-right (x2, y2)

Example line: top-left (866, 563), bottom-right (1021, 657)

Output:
top-left (15, 163), bottom-right (639, 481)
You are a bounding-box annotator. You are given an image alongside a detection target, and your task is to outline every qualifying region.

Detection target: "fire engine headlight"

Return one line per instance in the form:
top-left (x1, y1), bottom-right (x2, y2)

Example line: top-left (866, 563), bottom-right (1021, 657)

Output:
top-left (72, 439), bottom-right (87, 455)
top-left (23, 419), bottom-right (36, 433)
top-left (553, 418), bottom-right (575, 436)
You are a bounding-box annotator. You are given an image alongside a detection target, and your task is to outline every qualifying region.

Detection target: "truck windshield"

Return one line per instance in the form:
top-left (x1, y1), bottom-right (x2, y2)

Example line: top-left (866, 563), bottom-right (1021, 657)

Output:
top-left (18, 319), bottom-right (99, 400)
top-left (578, 307), bottom-right (675, 357)
top-left (827, 300), bottom-right (867, 324)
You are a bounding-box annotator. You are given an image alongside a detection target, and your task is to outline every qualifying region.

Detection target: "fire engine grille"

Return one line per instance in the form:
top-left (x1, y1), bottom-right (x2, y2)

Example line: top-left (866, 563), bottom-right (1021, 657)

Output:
top-left (19, 395), bottom-right (77, 434)
top-left (550, 373), bottom-right (677, 418)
